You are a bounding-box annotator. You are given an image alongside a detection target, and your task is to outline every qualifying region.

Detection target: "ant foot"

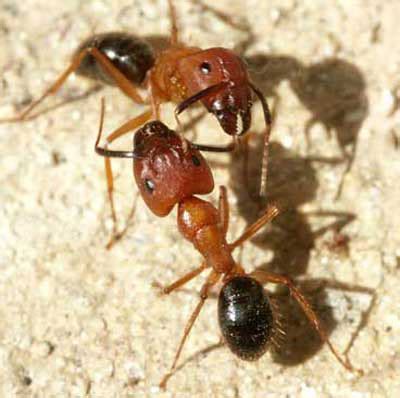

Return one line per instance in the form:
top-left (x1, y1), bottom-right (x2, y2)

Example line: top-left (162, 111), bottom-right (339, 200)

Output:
top-left (151, 281), bottom-right (166, 296)
top-left (105, 232), bottom-right (123, 250)
top-left (159, 372), bottom-right (172, 390)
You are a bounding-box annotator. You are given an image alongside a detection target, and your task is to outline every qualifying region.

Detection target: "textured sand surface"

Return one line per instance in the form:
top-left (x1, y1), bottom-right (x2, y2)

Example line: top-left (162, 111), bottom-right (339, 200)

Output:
top-left (1, 1), bottom-right (399, 397)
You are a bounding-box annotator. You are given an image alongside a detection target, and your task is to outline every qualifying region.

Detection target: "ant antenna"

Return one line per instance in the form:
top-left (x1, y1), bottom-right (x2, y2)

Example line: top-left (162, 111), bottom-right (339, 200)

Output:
top-left (94, 98), bottom-right (141, 159)
top-left (249, 83), bottom-right (272, 199)
top-left (175, 81), bottom-right (230, 115)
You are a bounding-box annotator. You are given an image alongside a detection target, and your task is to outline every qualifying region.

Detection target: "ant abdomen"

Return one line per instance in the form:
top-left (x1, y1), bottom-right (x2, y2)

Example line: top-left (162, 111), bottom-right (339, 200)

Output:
top-left (75, 32), bottom-right (155, 86)
top-left (218, 276), bottom-right (274, 361)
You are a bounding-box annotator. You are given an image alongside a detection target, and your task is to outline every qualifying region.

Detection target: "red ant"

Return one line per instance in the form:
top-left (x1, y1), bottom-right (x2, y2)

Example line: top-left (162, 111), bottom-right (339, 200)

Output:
top-left (0, 0), bottom-right (272, 240)
top-left (94, 100), bottom-right (358, 389)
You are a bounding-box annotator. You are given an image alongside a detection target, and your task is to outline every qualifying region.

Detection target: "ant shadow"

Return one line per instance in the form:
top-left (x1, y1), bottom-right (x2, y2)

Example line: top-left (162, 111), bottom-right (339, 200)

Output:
top-left (228, 135), bottom-right (375, 368)
top-left (245, 53), bottom-right (369, 198)
top-left (196, 1), bottom-right (368, 197)
top-left (2, 3), bottom-right (374, 376)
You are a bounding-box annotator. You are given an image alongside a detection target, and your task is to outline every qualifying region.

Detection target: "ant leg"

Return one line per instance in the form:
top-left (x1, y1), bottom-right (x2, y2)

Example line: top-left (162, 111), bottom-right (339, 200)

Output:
top-left (159, 270), bottom-right (220, 389)
top-left (95, 99), bottom-right (120, 247)
top-left (167, 0), bottom-right (179, 45)
top-left (335, 146), bottom-right (356, 200)
top-left (155, 262), bottom-right (209, 295)
top-left (250, 270), bottom-right (361, 374)
top-left (105, 110), bottom-right (153, 145)
top-left (104, 110), bottom-right (152, 246)
top-left (218, 186), bottom-right (229, 236)
top-left (249, 83), bottom-right (272, 199)
top-left (95, 100), bottom-right (152, 248)
top-left (105, 194), bottom-right (139, 250)
top-left (0, 47), bottom-right (145, 123)
top-left (103, 112), bottom-right (152, 248)
top-left (95, 99), bottom-right (118, 244)
top-left (0, 50), bottom-right (90, 123)
top-left (148, 81), bottom-right (161, 119)
top-left (172, 106), bottom-right (189, 152)
top-left (229, 203), bottom-right (280, 250)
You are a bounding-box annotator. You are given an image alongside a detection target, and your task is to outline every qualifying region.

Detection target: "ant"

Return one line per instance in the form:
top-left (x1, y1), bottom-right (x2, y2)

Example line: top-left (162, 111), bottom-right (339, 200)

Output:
top-left (0, 0), bottom-right (272, 240)
top-left (94, 99), bottom-right (359, 389)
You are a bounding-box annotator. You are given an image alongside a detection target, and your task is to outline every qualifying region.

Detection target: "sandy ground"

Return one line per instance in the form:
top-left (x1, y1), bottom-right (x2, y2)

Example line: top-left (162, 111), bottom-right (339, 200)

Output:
top-left (1, 0), bottom-right (399, 397)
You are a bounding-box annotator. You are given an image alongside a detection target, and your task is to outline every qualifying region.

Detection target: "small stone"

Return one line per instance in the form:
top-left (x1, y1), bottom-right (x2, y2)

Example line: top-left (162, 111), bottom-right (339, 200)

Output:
top-left (70, 377), bottom-right (90, 396)
top-left (55, 357), bottom-right (67, 370)
top-left (270, 8), bottom-right (282, 24)
top-left (150, 385), bottom-right (161, 394)
top-left (300, 383), bottom-right (317, 398)
top-left (87, 358), bottom-right (114, 382)
top-left (71, 110), bottom-right (81, 121)
top-left (31, 341), bottom-right (54, 357)
top-left (380, 89), bottom-right (396, 116)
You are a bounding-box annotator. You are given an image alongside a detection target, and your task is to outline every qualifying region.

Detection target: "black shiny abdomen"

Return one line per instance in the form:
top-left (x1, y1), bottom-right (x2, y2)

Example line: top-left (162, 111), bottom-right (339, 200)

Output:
top-left (218, 276), bottom-right (274, 361)
top-left (75, 32), bottom-right (155, 86)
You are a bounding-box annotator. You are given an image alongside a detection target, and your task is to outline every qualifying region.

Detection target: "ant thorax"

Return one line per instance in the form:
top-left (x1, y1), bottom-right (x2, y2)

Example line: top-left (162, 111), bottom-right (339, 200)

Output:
top-left (149, 46), bottom-right (201, 102)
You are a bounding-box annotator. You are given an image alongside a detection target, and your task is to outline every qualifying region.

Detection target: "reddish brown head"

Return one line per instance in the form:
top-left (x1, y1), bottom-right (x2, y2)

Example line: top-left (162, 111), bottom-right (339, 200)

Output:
top-left (177, 47), bottom-right (253, 136)
top-left (133, 121), bottom-right (214, 217)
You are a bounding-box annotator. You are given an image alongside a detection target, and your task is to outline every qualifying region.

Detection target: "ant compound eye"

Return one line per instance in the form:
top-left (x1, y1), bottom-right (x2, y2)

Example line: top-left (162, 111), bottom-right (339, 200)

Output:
top-left (191, 155), bottom-right (201, 166)
top-left (200, 61), bottom-right (212, 74)
top-left (144, 178), bottom-right (155, 194)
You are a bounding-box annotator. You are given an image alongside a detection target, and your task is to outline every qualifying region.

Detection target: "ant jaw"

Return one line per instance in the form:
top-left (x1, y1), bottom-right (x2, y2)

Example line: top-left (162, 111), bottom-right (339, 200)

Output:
top-left (237, 109), bottom-right (251, 136)
top-left (212, 106), bottom-right (251, 137)
top-left (209, 83), bottom-right (252, 136)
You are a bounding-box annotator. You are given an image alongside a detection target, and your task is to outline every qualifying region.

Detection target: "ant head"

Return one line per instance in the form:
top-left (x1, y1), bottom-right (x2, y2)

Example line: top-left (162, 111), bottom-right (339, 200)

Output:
top-left (133, 120), bottom-right (170, 152)
top-left (133, 121), bottom-right (214, 217)
top-left (178, 48), bottom-right (252, 136)
top-left (218, 275), bottom-right (274, 360)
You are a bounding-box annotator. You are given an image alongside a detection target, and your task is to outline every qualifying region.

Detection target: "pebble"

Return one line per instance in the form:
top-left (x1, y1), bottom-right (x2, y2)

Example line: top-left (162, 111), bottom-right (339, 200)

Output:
top-left (380, 89), bottom-right (396, 115)
top-left (31, 341), bottom-right (54, 357)
top-left (87, 358), bottom-right (114, 382)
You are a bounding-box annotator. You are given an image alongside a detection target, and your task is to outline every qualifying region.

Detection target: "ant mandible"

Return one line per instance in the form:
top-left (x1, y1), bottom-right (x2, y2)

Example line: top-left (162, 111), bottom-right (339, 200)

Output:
top-left (94, 99), bottom-right (358, 389)
top-left (0, 0), bottom-right (272, 239)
